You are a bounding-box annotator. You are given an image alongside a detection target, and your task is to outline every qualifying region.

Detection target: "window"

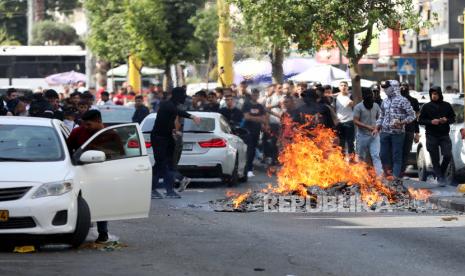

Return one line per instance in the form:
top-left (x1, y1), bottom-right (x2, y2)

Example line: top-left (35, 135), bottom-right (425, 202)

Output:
top-left (0, 125), bottom-right (64, 162)
top-left (184, 118), bottom-right (215, 133)
top-left (83, 125), bottom-right (142, 161)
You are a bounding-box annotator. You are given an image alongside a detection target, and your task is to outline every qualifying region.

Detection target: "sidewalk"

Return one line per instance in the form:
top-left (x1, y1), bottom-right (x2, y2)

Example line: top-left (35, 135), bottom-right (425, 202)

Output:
top-left (402, 179), bottom-right (465, 212)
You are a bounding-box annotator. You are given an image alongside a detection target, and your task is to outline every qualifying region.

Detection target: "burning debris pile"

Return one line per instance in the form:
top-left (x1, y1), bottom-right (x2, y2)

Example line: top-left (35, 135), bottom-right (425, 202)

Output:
top-left (211, 179), bottom-right (437, 213)
top-left (212, 117), bottom-right (439, 213)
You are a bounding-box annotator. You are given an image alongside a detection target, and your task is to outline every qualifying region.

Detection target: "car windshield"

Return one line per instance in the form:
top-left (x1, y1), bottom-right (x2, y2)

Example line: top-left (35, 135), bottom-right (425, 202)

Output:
top-left (0, 125), bottom-right (64, 162)
top-left (98, 107), bottom-right (134, 123)
top-left (452, 104), bottom-right (464, 124)
top-left (141, 116), bottom-right (215, 133)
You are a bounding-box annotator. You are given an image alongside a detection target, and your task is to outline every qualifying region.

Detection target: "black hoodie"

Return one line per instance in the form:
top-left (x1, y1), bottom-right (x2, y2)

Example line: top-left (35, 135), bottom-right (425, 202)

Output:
top-left (418, 86), bottom-right (455, 137)
top-left (151, 87), bottom-right (192, 138)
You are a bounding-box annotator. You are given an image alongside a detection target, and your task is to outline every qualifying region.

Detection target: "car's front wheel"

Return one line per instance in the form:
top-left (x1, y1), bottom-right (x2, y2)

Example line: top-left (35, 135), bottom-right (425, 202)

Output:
top-left (65, 195), bottom-right (91, 248)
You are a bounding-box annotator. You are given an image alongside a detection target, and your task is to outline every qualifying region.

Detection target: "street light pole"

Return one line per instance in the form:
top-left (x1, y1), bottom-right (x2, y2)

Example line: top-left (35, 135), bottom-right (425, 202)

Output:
top-left (216, 0), bottom-right (234, 87)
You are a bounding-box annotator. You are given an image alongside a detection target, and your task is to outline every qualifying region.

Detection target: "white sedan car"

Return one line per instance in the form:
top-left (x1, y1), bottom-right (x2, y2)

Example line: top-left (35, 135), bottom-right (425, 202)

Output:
top-left (141, 112), bottom-right (248, 185)
top-left (416, 98), bottom-right (465, 184)
top-left (0, 117), bottom-right (151, 247)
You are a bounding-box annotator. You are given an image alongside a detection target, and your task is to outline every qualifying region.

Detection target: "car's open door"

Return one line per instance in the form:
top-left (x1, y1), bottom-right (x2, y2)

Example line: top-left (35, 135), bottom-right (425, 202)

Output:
top-left (74, 123), bottom-right (152, 221)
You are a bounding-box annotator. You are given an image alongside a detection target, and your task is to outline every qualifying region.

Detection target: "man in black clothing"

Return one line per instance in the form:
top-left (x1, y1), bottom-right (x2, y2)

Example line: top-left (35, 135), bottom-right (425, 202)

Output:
top-left (293, 88), bottom-right (334, 129)
top-left (418, 86), bottom-right (456, 185)
top-left (400, 82), bottom-right (420, 176)
top-left (151, 87), bottom-right (200, 198)
top-left (44, 89), bottom-right (64, 120)
top-left (205, 92), bottom-right (220, 112)
top-left (242, 89), bottom-right (266, 177)
top-left (132, 95), bottom-right (150, 124)
top-left (29, 93), bottom-right (55, 118)
top-left (219, 94), bottom-right (244, 128)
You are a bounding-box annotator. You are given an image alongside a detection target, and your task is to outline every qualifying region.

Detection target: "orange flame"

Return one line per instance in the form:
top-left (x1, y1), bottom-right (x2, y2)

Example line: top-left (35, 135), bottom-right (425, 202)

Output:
top-left (230, 116), bottom-right (395, 209)
top-left (408, 187), bottom-right (432, 201)
top-left (273, 116), bottom-right (393, 205)
top-left (233, 190), bottom-right (251, 208)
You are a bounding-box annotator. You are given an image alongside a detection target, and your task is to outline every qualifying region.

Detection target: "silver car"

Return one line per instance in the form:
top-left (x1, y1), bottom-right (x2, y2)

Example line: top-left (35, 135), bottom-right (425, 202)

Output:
top-left (141, 112), bottom-right (249, 185)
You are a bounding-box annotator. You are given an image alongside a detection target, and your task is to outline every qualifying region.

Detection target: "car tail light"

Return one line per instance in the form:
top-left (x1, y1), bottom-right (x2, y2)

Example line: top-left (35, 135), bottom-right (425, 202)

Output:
top-left (198, 138), bottom-right (227, 148)
top-left (145, 141), bottom-right (152, 148)
top-left (127, 139), bottom-right (140, 148)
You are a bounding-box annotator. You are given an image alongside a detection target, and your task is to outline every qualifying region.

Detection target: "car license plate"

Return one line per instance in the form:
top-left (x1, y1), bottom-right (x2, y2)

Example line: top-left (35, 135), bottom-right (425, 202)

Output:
top-left (183, 143), bottom-right (193, 151)
top-left (0, 210), bottom-right (9, 222)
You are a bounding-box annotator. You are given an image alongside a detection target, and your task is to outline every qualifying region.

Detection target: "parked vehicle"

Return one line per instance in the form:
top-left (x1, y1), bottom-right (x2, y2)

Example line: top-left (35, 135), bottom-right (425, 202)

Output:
top-left (415, 98), bottom-right (465, 184)
top-left (96, 105), bottom-right (135, 126)
top-left (140, 112), bottom-right (248, 185)
top-left (0, 117), bottom-right (151, 247)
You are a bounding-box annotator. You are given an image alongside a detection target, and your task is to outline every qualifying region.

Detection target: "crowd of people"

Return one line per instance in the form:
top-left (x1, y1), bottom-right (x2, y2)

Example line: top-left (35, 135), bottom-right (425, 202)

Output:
top-left (0, 78), bottom-right (460, 188)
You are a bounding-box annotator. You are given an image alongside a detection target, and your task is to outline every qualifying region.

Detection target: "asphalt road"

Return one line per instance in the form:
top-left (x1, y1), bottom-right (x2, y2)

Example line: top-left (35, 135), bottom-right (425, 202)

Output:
top-left (2, 169), bottom-right (465, 276)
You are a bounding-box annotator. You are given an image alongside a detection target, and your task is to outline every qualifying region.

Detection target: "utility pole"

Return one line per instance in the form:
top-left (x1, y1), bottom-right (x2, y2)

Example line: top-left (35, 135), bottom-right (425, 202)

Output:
top-left (216, 0), bottom-right (234, 87)
top-left (27, 0), bottom-right (34, 45)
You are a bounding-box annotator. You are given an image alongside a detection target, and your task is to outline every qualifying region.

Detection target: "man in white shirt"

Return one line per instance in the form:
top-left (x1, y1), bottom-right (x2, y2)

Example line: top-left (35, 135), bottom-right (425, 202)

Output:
top-left (96, 91), bottom-right (114, 106)
top-left (335, 81), bottom-right (355, 156)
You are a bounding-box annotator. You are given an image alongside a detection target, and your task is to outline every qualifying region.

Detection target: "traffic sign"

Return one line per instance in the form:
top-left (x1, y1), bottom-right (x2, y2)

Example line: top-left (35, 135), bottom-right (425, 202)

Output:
top-left (397, 58), bottom-right (416, 75)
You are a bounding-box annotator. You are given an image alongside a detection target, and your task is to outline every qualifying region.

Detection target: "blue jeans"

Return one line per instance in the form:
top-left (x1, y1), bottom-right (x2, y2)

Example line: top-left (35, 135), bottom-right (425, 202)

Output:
top-left (356, 132), bottom-right (383, 176)
top-left (380, 132), bottom-right (405, 178)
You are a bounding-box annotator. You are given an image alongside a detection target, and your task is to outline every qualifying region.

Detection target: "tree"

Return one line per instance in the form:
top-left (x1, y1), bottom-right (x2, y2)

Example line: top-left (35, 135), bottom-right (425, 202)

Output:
top-left (188, 2), bottom-right (219, 82)
top-left (31, 20), bottom-right (80, 45)
top-left (84, 0), bottom-right (132, 88)
top-left (290, 0), bottom-right (423, 103)
top-left (126, 0), bottom-right (205, 91)
top-left (0, 29), bottom-right (21, 46)
top-left (229, 0), bottom-right (301, 83)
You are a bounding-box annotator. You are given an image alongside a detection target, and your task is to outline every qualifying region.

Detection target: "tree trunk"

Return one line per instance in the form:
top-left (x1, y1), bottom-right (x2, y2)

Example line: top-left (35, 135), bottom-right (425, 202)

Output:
top-left (349, 60), bottom-right (362, 104)
top-left (95, 59), bottom-right (110, 90)
top-left (205, 49), bottom-right (213, 83)
top-left (271, 45), bottom-right (284, 84)
top-left (163, 62), bottom-right (173, 92)
top-left (176, 64), bottom-right (186, 87)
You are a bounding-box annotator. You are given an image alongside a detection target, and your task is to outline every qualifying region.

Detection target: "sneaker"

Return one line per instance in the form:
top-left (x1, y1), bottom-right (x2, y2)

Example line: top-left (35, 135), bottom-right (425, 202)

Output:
top-left (426, 175), bottom-right (438, 185)
top-left (177, 177), bottom-right (191, 192)
top-left (437, 177), bottom-right (447, 187)
top-left (95, 233), bottom-right (109, 244)
top-left (151, 190), bottom-right (163, 199)
top-left (165, 191), bottom-right (182, 199)
top-left (247, 171), bottom-right (255, 178)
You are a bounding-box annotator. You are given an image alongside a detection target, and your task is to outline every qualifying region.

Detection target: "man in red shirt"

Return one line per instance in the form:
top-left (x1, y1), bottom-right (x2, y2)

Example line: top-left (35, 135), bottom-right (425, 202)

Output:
top-left (66, 110), bottom-right (110, 243)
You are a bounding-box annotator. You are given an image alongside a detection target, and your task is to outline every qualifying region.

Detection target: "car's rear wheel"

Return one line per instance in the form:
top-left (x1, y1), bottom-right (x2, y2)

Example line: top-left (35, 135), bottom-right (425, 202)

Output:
top-left (417, 147), bottom-right (428, 181)
top-left (65, 195), bottom-right (91, 248)
top-left (223, 157), bottom-right (239, 187)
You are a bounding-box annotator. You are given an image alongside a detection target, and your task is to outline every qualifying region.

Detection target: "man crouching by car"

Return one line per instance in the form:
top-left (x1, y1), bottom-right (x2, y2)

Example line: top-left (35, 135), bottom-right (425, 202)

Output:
top-left (66, 110), bottom-right (113, 243)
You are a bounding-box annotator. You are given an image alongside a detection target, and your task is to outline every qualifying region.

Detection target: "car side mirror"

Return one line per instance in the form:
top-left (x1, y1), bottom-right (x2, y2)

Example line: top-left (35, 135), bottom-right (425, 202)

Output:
top-left (79, 150), bottom-right (106, 164)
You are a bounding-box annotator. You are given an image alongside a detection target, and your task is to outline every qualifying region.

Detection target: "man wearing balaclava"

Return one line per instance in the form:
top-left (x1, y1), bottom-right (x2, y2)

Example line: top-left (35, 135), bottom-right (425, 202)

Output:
top-left (151, 87), bottom-right (200, 199)
top-left (353, 90), bottom-right (382, 176)
top-left (374, 80), bottom-right (415, 178)
top-left (293, 88), bottom-right (334, 129)
top-left (399, 82), bottom-right (420, 176)
top-left (418, 86), bottom-right (455, 186)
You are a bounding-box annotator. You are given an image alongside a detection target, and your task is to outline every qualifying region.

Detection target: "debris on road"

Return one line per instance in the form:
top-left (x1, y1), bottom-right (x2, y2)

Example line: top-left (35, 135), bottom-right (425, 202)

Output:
top-left (441, 216), bottom-right (459, 221)
top-left (79, 241), bottom-right (128, 252)
top-left (13, 245), bottom-right (35, 253)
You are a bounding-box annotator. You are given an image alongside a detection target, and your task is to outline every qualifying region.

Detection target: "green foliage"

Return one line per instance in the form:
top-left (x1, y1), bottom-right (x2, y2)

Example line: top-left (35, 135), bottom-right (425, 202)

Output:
top-left (31, 20), bottom-right (80, 45)
top-left (84, 0), bottom-right (131, 63)
top-left (126, 0), bottom-right (205, 67)
top-left (0, 29), bottom-right (21, 46)
top-left (0, 0), bottom-right (28, 44)
top-left (188, 3), bottom-right (219, 60)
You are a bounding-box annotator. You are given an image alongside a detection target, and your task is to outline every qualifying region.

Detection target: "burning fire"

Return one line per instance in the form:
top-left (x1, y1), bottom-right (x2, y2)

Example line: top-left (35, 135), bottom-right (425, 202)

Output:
top-left (408, 187), bottom-right (432, 201)
top-left (233, 116), bottom-right (395, 208)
